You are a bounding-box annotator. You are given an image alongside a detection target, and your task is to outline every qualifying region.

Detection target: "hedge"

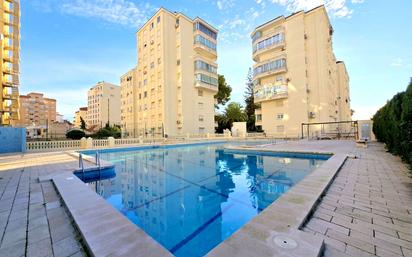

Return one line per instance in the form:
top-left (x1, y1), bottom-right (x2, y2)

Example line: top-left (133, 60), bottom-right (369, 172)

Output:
top-left (373, 82), bottom-right (412, 168)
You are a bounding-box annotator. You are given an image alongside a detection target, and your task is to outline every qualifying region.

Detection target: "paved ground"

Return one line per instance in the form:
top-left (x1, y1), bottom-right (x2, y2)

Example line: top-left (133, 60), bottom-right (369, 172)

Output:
top-left (300, 143), bottom-right (412, 257)
top-left (0, 141), bottom-right (411, 257)
top-left (0, 152), bottom-right (89, 257)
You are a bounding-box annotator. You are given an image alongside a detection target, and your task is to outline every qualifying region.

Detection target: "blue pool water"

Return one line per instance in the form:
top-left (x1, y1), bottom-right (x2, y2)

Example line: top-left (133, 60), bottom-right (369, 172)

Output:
top-left (81, 141), bottom-right (328, 257)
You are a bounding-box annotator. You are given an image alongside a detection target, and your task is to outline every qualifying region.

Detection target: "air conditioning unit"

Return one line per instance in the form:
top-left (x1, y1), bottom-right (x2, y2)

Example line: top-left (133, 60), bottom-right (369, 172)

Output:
top-left (308, 112), bottom-right (316, 119)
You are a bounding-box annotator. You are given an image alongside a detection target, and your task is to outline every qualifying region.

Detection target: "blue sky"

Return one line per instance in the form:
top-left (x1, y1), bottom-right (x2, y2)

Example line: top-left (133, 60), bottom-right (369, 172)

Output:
top-left (22, 0), bottom-right (411, 120)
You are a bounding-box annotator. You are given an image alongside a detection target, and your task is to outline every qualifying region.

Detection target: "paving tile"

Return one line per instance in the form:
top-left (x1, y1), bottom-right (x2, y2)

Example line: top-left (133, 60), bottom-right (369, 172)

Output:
top-left (28, 225), bottom-right (50, 245)
top-left (1, 227), bottom-right (26, 248)
top-left (52, 237), bottom-right (81, 257)
top-left (0, 240), bottom-right (26, 257)
top-left (27, 237), bottom-right (53, 257)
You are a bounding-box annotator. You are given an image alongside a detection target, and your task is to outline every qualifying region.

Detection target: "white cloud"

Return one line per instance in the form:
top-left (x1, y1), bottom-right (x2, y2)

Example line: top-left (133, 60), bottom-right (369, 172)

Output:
top-left (216, 0), bottom-right (235, 10)
top-left (31, 0), bottom-right (156, 27)
top-left (351, 0), bottom-right (364, 3)
top-left (271, 0), bottom-right (360, 18)
top-left (61, 0), bottom-right (156, 27)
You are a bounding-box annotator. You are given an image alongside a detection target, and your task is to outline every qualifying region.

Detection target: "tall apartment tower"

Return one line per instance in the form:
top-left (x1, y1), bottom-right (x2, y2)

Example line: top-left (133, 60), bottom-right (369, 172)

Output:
top-left (251, 5), bottom-right (351, 137)
top-left (120, 8), bottom-right (218, 137)
top-left (16, 92), bottom-right (56, 127)
top-left (120, 68), bottom-right (137, 137)
top-left (0, 0), bottom-right (20, 126)
top-left (87, 81), bottom-right (121, 130)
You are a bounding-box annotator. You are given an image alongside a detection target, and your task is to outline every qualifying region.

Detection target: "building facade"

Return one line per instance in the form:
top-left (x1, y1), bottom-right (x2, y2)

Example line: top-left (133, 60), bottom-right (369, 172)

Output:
top-left (16, 92), bottom-right (56, 127)
top-left (120, 8), bottom-right (218, 137)
top-left (120, 68), bottom-right (137, 137)
top-left (0, 0), bottom-right (20, 126)
top-left (73, 107), bottom-right (87, 128)
top-left (86, 81), bottom-right (121, 130)
top-left (251, 6), bottom-right (351, 137)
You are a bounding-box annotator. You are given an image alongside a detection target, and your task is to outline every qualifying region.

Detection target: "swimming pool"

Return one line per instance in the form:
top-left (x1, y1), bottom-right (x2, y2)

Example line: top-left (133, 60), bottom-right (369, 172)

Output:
top-left (81, 141), bottom-right (328, 257)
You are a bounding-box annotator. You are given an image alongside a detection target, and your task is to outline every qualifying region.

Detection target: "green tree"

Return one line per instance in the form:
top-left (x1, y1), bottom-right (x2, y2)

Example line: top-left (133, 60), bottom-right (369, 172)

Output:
top-left (215, 102), bottom-right (247, 133)
top-left (215, 75), bottom-right (232, 109)
top-left (94, 124), bottom-right (121, 139)
top-left (244, 68), bottom-right (259, 132)
top-left (80, 116), bottom-right (86, 130)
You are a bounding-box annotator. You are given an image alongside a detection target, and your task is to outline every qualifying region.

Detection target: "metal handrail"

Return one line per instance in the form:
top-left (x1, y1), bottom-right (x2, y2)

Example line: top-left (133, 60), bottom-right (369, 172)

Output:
top-left (79, 153), bottom-right (84, 173)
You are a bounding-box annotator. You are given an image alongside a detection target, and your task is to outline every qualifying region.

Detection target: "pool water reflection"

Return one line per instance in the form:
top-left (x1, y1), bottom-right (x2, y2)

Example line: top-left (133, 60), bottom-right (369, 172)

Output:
top-left (85, 142), bottom-right (326, 257)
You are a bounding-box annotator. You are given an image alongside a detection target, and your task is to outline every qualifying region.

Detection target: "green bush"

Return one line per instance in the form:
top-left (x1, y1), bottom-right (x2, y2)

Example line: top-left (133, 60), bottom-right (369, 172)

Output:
top-left (66, 129), bottom-right (85, 140)
top-left (373, 82), bottom-right (412, 168)
top-left (93, 124), bottom-right (121, 139)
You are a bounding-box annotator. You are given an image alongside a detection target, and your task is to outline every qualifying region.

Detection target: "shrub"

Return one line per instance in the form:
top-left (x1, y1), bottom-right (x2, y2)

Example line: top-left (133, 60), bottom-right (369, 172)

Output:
top-left (66, 129), bottom-right (85, 140)
top-left (93, 124), bottom-right (121, 139)
top-left (373, 82), bottom-right (412, 168)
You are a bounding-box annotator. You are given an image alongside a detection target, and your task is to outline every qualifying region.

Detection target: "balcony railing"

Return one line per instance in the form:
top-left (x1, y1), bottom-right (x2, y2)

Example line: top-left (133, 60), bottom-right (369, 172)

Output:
top-left (253, 58), bottom-right (287, 79)
top-left (253, 33), bottom-right (285, 54)
top-left (254, 84), bottom-right (288, 103)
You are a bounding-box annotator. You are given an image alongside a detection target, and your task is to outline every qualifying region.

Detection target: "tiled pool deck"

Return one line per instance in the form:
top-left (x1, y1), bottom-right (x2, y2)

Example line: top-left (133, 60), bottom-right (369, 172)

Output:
top-left (0, 140), bottom-right (411, 257)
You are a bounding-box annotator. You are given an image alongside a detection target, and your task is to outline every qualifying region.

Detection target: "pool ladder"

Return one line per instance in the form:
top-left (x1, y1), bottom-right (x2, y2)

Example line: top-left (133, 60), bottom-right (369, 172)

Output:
top-left (78, 152), bottom-right (101, 173)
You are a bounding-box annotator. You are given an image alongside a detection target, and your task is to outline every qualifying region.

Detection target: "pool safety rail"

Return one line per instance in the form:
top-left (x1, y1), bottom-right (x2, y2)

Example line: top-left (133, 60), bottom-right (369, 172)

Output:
top-left (301, 120), bottom-right (359, 140)
top-left (25, 132), bottom-right (297, 152)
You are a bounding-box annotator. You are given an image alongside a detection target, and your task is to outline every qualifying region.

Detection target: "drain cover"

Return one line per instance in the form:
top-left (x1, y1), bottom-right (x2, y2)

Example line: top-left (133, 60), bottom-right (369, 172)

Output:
top-left (273, 236), bottom-right (298, 249)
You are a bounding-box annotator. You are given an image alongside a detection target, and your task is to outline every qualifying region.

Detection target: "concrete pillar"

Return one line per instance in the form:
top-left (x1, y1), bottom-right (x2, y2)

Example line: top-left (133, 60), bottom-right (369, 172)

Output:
top-left (139, 136), bottom-right (143, 144)
top-left (108, 137), bottom-right (115, 147)
top-left (206, 133), bottom-right (210, 139)
top-left (86, 137), bottom-right (93, 149)
top-left (80, 137), bottom-right (87, 149)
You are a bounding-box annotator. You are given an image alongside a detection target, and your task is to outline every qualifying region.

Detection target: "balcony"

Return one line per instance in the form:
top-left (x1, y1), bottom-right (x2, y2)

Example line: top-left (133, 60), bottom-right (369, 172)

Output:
top-left (194, 34), bottom-right (217, 59)
top-left (253, 58), bottom-right (287, 80)
top-left (254, 84), bottom-right (288, 103)
top-left (194, 42), bottom-right (217, 59)
top-left (194, 80), bottom-right (218, 92)
top-left (252, 35), bottom-right (285, 61)
top-left (3, 56), bottom-right (12, 63)
top-left (194, 73), bottom-right (218, 92)
top-left (2, 91), bottom-right (11, 99)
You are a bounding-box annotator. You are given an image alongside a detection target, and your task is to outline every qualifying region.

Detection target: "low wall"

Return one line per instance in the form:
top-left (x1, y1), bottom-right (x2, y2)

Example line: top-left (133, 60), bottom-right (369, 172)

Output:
top-left (0, 127), bottom-right (26, 154)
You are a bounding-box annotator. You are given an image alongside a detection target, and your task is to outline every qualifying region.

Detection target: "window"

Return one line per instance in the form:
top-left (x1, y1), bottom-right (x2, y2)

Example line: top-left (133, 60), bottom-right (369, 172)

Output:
top-left (198, 90), bottom-right (203, 96)
top-left (150, 22), bottom-right (154, 30)
top-left (253, 33), bottom-right (284, 53)
top-left (157, 16), bottom-right (160, 23)
top-left (198, 102), bottom-right (204, 109)
top-left (256, 114), bottom-right (262, 121)
top-left (195, 73), bottom-right (218, 86)
top-left (277, 113), bottom-right (284, 120)
top-left (194, 22), bottom-right (217, 40)
top-left (144, 79), bottom-right (147, 85)
top-left (194, 60), bottom-right (217, 74)
top-left (177, 59), bottom-right (180, 66)
top-left (253, 58), bottom-right (286, 76)
top-left (194, 35), bottom-right (216, 51)
top-left (157, 58), bottom-right (161, 64)
top-left (150, 62), bottom-right (154, 69)
top-left (276, 76), bottom-right (284, 82)
top-left (276, 125), bottom-right (284, 132)
top-left (251, 31), bottom-right (262, 43)
top-left (144, 91), bottom-right (147, 98)
top-left (199, 115), bottom-right (204, 122)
